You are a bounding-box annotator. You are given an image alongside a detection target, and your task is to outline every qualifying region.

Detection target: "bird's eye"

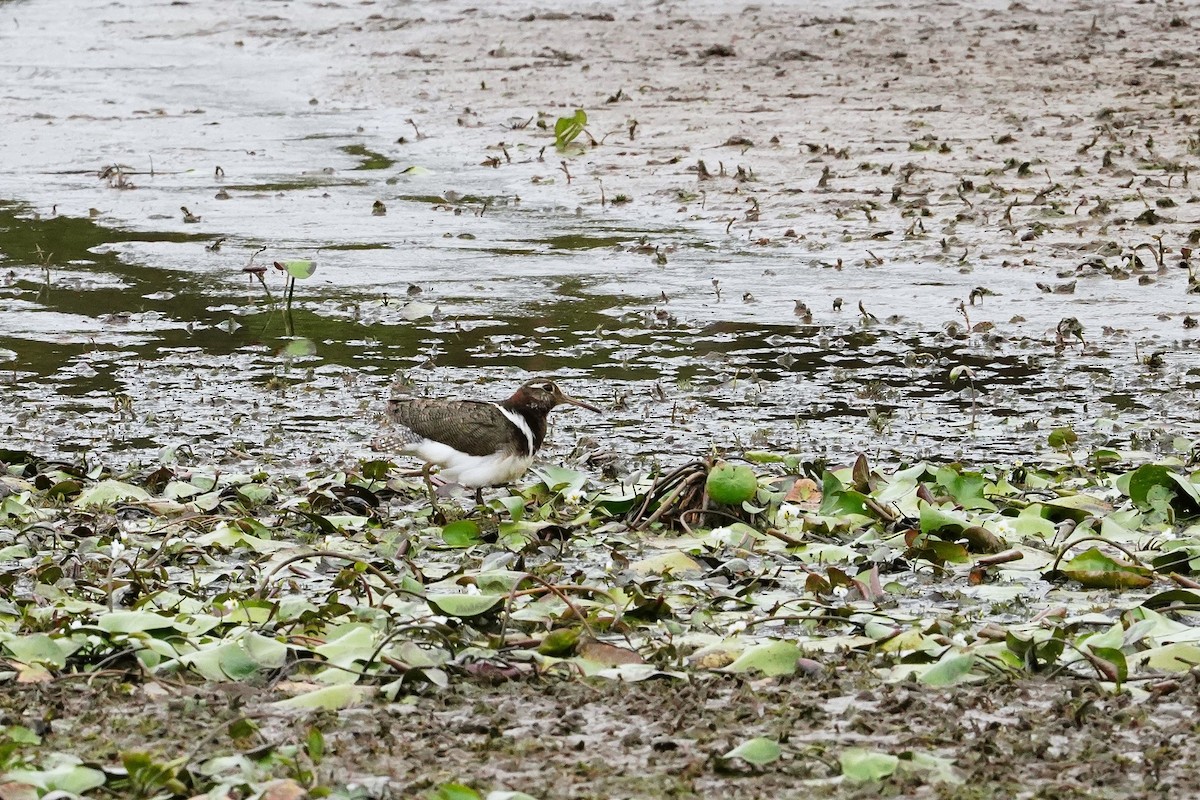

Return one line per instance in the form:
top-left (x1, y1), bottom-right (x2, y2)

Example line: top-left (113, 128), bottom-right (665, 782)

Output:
top-left (538, 382), bottom-right (556, 392)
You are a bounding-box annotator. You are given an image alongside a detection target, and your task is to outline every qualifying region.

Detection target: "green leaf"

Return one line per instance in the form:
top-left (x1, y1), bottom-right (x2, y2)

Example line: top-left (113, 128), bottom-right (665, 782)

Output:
top-left (5, 762), bottom-right (107, 793)
top-left (840, 747), bottom-right (900, 782)
top-left (743, 451), bottom-right (786, 464)
top-left (1042, 493), bottom-right (1112, 521)
top-left (1089, 645), bottom-right (1128, 684)
top-left (1061, 547), bottom-right (1153, 589)
top-left (3, 633), bottom-right (68, 669)
top-left (537, 627), bottom-right (580, 656)
top-left (495, 494), bottom-right (526, 520)
top-left (306, 726), bottom-right (325, 765)
top-left (272, 684), bottom-right (369, 711)
top-left (6, 725), bottom-right (41, 745)
top-left (818, 471), bottom-right (871, 517)
top-left (178, 641), bottom-right (260, 681)
top-left (722, 640), bottom-right (800, 677)
top-left (723, 737), bottom-right (782, 765)
top-left (242, 631), bottom-right (289, 668)
top-left (919, 504), bottom-right (969, 535)
top-left (1124, 464), bottom-right (1200, 514)
top-left (432, 784), bottom-right (482, 800)
top-left (934, 467), bottom-right (996, 510)
top-left (97, 611), bottom-right (186, 634)
top-left (283, 259), bottom-right (316, 279)
top-left (427, 593), bottom-right (504, 618)
top-left (1136, 642), bottom-right (1200, 672)
top-left (73, 479), bottom-right (151, 508)
top-left (1048, 426), bottom-right (1078, 449)
top-left (629, 550), bottom-right (705, 578)
top-left (919, 653), bottom-right (977, 686)
top-left (441, 519), bottom-right (483, 547)
top-left (282, 338), bottom-right (317, 358)
top-left (46, 479), bottom-right (82, 499)
top-left (553, 109), bottom-right (587, 150)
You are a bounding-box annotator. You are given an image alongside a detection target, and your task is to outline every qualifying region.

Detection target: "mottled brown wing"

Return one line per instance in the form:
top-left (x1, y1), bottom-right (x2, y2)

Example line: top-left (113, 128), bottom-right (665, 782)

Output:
top-left (386, 399), bottom-right (517, 457)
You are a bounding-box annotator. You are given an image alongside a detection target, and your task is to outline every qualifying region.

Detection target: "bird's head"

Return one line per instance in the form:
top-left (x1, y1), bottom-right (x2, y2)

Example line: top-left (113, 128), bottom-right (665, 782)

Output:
top-left (511, 379), bottom-right (602, 414)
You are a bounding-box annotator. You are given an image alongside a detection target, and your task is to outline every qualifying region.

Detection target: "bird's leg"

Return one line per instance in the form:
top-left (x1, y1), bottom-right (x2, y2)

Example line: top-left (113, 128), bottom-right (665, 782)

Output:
top-left (421, 463), bottom-right (445, 523)
top-left (474, 487), bottom-right (485, 507)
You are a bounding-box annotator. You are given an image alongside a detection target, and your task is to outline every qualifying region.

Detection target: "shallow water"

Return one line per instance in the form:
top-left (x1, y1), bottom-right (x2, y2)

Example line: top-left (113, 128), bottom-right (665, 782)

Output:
top-left (3, 0), bottom-right (1199, 471)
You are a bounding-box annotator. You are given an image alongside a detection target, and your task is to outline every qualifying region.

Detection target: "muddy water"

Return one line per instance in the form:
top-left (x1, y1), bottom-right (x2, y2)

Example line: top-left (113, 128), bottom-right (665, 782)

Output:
top-left (2, 0), bottom-right (1199, 469)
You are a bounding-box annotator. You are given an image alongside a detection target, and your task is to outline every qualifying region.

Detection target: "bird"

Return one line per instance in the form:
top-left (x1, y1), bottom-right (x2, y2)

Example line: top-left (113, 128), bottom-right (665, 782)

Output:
top-left (384, 378), bottom-right (601, 503)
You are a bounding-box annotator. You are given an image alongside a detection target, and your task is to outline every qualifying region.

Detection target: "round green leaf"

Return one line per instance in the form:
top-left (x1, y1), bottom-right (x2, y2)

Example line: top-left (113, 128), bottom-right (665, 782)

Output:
top-left (284, 259), bottom-right (316, 279)
top-left (441, 519), bottom-right (483, 547)
top-left (707, 462), bottom-right (758, 505)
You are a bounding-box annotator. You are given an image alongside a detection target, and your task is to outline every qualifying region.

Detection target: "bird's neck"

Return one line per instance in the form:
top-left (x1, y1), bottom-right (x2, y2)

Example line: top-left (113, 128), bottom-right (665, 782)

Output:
top-left (499, 399), bottom-right (548, 453)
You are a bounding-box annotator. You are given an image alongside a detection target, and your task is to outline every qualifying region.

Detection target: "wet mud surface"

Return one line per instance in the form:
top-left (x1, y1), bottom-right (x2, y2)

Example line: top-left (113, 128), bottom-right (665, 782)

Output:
top-left (7, 671), bottom-right (1198, 799)
top-left (5, 0), bottom-right (1200, 796)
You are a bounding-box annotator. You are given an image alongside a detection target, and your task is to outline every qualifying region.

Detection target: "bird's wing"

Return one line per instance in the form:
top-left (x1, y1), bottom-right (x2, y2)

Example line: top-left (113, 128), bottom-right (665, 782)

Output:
top-left (386, 399), bottom-right (518, 457)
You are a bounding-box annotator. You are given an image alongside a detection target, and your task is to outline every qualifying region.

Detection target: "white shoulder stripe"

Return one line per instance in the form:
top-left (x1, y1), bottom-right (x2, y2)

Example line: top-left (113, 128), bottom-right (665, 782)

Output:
top-left (494, 404), bottom-right (536, 456)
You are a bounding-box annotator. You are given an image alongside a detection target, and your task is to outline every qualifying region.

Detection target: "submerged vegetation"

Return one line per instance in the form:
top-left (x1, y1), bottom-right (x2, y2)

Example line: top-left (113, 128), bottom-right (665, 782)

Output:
top-left (3, 443), bottom-right (1200, 795)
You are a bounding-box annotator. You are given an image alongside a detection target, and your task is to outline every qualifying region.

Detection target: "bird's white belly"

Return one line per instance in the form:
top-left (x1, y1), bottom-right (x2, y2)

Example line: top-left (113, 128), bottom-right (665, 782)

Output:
top-left (405, 440), bottom-right (533, 488)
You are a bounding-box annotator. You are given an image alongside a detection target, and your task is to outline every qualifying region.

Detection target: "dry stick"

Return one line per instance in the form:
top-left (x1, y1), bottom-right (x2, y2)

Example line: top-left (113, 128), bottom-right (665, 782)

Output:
top-left (975, 548), bottom-right (1025, 567)
top-left (1049, 534), bottom-right (1148, 572)
top-left (863, 496), bottom-right (899, 523)
top-left (1170, 573), bottom-right (1200, 590)
top-left (252, 550), bottom-right (415, 599)
top-left (760, 527), bottom-right (804, 547)
top-left (629, 461), bottom-right (704, 524)
top-left (741, 613), bottom-right (881, 631)
top-left (634, 471), bottom-right (705, 531)
top-left (1059, 640), bottom-right (1122, 683)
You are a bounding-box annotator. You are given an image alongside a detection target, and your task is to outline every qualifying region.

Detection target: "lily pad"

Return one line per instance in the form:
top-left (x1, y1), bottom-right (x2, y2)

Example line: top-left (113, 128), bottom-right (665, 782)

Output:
top-left (427, 593), bottom-right (504, 618)
top-left (723, 737), bottom-right (782, 765)
top-left (707, 461), bottom-right (758, 505)
top-left (1060, 547), bottom-right (1153, 589)
top-left (722, 640), bottom-right (801, 677)
top-left (840, 747), bottom-right (900, 782)
top-left (73, 479), bottom-right (151, 507)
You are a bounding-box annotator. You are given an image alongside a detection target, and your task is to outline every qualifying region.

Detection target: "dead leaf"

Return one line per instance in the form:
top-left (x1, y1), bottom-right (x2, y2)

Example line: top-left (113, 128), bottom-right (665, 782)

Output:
top-left (578, 639), bottom-right (645, 666)
top-left (786, 477), bottom-right (821, 508)
top-left (262, 779), bottom-right (308, 800)
top-left (15, 664), bottom-right (51, 684)
top-left (0, 782), bottom-right (39, 800)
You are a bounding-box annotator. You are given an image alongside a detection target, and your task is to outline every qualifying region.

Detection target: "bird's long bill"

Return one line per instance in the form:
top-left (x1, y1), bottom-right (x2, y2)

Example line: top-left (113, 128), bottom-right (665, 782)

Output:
top-left (558, 391), bottom-right (602, 413)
